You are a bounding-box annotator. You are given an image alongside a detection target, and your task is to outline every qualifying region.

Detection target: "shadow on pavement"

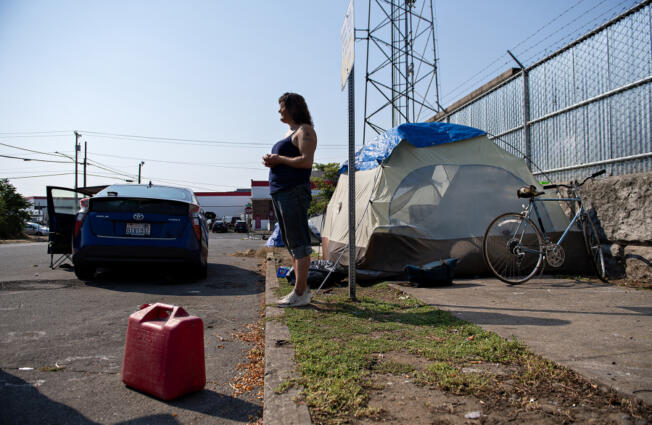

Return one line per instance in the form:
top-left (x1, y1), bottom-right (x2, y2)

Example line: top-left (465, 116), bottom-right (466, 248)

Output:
top-left (0, 369), bottom-right (99, 425)
top-left (1, 369), bottom-right (261, 424)
top-left (447, 310), bottom-right (571, 326)
top-left (433, 303), bottom-right (652, 318)
top-left (83, 263), bottom-right (264, 297)
top-left (169, 389), bottom-right (262, 422)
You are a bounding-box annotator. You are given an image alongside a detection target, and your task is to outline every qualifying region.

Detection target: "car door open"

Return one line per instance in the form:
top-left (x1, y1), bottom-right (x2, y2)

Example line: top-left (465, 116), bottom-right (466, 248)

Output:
top-left (46, 186), bottom-right (104, 268)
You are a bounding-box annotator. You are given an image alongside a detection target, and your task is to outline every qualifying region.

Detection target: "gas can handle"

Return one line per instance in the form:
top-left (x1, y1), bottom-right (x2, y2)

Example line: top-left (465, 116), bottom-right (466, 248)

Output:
top-left (139, 303), bottom-right (175, 322)
top-left (169, 305), bottom-right (189, 319)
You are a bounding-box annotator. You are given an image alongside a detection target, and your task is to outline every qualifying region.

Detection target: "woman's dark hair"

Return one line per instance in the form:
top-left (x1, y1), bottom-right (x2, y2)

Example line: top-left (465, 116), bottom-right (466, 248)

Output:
top-left (279, 92), bottom-right (313, 126)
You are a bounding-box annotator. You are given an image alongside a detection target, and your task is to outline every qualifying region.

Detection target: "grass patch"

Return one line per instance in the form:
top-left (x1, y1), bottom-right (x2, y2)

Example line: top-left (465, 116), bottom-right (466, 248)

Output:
top-left (278, 280), bottom-right (652, 424)
top-left (280, 281), bottom-right (529, 423)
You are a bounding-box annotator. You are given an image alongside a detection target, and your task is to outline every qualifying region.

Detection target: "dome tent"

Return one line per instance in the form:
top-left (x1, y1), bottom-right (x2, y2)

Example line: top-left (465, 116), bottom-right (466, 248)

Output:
top-left (321, 122), bottom-right (590, 277)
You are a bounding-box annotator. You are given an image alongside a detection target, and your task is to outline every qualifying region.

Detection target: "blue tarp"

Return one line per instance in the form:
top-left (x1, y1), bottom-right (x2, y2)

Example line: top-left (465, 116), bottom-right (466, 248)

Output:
top-left (340, 122), bottom-right (486, 173)
top-left (265, 222), bottom-right (322, 247)
top-left (265, 223), bottom-right (284, 247)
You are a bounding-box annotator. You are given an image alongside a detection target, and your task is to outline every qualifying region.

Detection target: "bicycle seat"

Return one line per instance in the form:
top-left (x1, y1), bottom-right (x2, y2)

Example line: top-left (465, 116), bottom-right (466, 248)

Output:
top-left (517, 185), bottom-right (544, 198)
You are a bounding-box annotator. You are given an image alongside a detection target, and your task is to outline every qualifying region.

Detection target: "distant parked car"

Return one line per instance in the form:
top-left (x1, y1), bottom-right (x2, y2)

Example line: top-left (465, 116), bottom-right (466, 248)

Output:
top-left (212, 220), bottom-right (227, 233)
top-left (47, 184), bottom-right (208, 280)
top-left (234, 220), bottom-right (247, 233)
top-left (24, 222), bottom-right (49, 236)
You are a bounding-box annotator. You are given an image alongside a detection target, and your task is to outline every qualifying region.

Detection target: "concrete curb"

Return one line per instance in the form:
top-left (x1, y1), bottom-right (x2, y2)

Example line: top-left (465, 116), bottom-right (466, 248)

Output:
top-left (263, 254), bottom-right (312, 425)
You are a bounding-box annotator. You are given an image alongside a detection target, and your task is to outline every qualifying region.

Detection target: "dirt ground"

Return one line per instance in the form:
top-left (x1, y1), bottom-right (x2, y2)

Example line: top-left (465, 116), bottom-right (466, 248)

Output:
top-left (0, 234), bottom-right (48, 244)
top-left (359, 349), bottom-right (651, 424)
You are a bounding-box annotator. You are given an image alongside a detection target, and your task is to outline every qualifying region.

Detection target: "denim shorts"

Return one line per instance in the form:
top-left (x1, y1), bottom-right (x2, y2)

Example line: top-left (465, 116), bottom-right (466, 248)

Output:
top-left (271, 184), bottom-right (313, 259)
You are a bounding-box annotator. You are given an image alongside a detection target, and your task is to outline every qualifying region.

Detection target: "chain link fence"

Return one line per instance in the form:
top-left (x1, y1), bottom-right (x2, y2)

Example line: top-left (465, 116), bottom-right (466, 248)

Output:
top-left (435, 1), bottom-right (652, 183)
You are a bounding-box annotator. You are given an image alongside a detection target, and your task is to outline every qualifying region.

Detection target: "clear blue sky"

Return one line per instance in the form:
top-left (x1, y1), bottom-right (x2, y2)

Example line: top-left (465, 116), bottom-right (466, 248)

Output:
top-left (0, 0), bottom-right (639, 196)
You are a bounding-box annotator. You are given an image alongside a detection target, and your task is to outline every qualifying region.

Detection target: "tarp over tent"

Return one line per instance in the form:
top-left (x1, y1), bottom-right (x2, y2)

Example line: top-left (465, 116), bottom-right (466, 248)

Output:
top-left (322, 122), bottom-right (590, 277)
top-left (265, 222), bottom-right (322, 248)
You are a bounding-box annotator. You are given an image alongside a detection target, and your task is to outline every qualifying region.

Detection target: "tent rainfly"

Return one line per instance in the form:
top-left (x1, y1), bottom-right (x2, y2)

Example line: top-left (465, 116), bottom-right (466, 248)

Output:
top-left (321, 122), bottom-right (591, 278)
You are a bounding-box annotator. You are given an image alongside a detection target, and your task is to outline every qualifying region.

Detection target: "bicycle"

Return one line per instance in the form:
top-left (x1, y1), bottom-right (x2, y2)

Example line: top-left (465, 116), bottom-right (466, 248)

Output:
top-left (482, 170), bottom-right (608, 285)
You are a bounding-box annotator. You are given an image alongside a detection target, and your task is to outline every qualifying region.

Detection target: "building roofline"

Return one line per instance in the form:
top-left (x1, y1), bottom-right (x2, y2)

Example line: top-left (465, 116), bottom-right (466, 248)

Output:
top-left (195, 191), bottom-right (251, 197)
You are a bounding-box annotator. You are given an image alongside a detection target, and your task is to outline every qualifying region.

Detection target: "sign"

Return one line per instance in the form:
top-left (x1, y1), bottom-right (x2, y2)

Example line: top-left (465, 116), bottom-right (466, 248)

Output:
top-left (245, 206), bottom-right (253, 214)
top-left (341, 0), bottom-right (354, 90)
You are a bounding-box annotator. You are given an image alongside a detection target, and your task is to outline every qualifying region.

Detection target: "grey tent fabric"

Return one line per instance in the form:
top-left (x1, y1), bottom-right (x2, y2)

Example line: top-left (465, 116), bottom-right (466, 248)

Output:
top-left (322, 126), bottom-right (590, 277)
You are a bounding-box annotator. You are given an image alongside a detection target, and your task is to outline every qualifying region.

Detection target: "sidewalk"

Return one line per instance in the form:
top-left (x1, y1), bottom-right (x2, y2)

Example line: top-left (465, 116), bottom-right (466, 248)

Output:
top-left (391, 277), bottom-right (652, 405)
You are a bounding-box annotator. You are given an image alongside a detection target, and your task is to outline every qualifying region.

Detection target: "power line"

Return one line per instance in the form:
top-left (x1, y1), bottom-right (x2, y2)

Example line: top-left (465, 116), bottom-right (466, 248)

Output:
top-left (0, 141), bottom-right (69, 158)
top-left (439, 0), bottom-right (635, 105)
top-left (0, 153), bottom-right (72, 164)
top-left (0, 130), bottom-right (73, 136)
top-left (510, 0), bottom-right (590, 53)
top-left (516, 0), bottom-right (617, 61)
top-left (4, 172), bottom-right (73, 179)
top-left (78, 130), bottom-right (346, 149)
top-left (85, 159), bottom-right (137, 179)
top-left (520, 0), bottom-right (634, 64)
top-left (142, 175), bottom-right (241, 190)
top-left (85, 151), bottom-right (262, 170)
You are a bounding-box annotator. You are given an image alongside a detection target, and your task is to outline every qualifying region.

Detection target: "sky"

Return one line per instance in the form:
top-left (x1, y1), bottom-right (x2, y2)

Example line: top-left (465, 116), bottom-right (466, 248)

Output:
top-left (0, 0), bottom-right (640, 197)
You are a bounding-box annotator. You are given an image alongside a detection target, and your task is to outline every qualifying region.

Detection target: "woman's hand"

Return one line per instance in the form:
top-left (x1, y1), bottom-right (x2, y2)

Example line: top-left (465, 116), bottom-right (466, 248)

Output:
top-left (262, 153), bottom-right (280, 168)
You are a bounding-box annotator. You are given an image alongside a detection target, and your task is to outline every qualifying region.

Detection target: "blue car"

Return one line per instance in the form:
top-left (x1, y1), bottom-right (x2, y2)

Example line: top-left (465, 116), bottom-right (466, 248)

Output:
top-left (46, 184), bottom-right (208, 280)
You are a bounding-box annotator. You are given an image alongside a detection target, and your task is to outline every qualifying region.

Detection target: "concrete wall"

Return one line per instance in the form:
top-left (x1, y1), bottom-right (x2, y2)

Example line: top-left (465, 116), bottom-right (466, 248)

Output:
top-left (578, 172), bottom-right (651, 282)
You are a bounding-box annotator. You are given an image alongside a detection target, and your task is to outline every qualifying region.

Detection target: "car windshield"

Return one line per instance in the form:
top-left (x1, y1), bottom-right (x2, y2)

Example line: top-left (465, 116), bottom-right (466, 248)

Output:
top-left (95, 185), bottom-right (195, 203)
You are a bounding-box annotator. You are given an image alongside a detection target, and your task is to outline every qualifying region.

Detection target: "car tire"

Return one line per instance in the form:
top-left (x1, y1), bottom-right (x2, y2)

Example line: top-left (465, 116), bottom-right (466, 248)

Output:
top-left (74, 263), bottom-right (96, 280)
top-left (189, 262), bottom-right (207, 280)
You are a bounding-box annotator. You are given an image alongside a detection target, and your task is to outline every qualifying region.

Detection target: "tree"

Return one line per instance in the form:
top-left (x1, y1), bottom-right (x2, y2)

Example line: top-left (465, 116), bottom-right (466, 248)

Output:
top-left (309, 162), bottom-right (340, 216)
top-left (0, 179), bottom-right (31, 239)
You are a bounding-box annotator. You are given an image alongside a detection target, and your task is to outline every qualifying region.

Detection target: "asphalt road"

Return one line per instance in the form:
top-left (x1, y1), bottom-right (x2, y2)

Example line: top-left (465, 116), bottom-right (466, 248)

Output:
top-left (0, 233), bottom-right (267, 424)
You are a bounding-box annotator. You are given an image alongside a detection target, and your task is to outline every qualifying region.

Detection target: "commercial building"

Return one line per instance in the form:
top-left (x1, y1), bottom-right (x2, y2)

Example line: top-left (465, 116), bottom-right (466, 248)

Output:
top-left (25, 196), bottom-right (48, 224)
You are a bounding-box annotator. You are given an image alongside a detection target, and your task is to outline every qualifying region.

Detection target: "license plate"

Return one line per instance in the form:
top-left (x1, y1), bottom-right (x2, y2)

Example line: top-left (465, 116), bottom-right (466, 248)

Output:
top-left (125, 223), bottom-right (150, 236)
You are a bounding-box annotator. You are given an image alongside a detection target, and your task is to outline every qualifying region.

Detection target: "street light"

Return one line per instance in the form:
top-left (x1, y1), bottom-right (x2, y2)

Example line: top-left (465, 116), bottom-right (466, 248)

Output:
top-left (138, 161), bottom-right (145, 184)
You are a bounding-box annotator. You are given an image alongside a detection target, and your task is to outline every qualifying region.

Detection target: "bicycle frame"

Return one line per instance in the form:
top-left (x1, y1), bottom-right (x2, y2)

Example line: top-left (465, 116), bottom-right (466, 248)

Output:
top-left (522, 194), bottom-right (585, 248)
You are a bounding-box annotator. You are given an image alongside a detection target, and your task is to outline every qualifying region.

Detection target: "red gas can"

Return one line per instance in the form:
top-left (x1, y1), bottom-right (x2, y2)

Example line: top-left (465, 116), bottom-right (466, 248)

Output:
top-left (122, 303), bottom-right (205, 400)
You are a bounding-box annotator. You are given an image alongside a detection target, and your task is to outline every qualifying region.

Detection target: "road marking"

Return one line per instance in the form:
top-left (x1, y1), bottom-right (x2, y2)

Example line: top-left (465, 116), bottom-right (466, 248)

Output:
top-left (5, 331), bottom-right (46, 342)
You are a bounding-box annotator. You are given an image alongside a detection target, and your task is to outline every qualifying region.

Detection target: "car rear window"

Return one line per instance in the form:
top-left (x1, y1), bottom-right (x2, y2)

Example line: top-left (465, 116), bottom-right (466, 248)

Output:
top-left (91, 198), bottom-right (189, 216)
top-left (94, 185), bottom-right (195, 203)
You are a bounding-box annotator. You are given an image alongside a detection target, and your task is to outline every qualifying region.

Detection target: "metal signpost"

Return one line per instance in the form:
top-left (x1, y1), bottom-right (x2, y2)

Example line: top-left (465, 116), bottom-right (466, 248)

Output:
top-left (341, 0), bottom-right (356, 300)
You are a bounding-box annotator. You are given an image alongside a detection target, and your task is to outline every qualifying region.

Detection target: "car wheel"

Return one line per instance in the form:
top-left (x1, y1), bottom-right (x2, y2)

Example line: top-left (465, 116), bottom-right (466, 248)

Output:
top-left (74, 263), bottom-right (96, 280)
top-left (188, 262), bottom-right (207, 280)
top-left (198, 262), bottom-right (208, 279)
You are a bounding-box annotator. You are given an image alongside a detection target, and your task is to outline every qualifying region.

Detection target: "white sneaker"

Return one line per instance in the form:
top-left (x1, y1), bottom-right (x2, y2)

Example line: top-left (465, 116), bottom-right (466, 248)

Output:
top-left (278, 289), bottom-right (312, 308)
top-left (278, 290), bottom-right (295, 303)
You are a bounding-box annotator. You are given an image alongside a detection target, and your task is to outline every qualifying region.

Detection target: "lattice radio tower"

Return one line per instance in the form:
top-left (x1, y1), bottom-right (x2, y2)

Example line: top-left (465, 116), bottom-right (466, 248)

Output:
top-left (362, 0), bottom-right (441, 144)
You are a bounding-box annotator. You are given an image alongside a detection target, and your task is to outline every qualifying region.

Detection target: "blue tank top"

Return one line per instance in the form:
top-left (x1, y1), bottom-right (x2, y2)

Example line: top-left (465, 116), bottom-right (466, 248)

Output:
top-left (268, 132), bottom-right (312, 194)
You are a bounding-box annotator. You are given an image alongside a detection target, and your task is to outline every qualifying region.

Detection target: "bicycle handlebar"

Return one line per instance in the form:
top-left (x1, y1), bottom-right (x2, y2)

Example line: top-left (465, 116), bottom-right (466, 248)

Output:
top-left (543, 169), bottom-right (606, 190)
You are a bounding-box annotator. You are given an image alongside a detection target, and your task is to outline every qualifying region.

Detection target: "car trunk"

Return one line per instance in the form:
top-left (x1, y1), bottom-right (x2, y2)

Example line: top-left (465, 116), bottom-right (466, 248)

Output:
top-left (88, 197), bottom-right (190, 239)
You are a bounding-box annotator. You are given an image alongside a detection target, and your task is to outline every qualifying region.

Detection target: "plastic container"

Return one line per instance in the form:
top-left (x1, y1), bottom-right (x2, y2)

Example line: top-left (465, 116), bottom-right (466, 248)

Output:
top-left (277, 266), bottom-right (291, 278)
top-left (122, 303), bottom-right (205, 400)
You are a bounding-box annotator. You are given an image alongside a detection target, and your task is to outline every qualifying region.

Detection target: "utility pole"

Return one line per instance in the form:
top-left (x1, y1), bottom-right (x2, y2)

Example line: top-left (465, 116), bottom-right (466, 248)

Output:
top-left (83, 141), bottom-right (87, 187)
top-left (74, 131), bottom-right (81, 190)
top-left (138, 161), bottom-right (145, 184)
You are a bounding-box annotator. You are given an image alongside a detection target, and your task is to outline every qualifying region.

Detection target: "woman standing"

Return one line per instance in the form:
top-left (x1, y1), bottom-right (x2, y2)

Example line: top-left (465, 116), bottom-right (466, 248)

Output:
top-left (263, 92), bottom-right (317, 307)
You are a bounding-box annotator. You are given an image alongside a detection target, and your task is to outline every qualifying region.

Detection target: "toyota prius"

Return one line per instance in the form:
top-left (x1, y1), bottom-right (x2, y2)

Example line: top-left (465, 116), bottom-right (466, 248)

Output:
top-left (46, 184), bottom-right (208, 280)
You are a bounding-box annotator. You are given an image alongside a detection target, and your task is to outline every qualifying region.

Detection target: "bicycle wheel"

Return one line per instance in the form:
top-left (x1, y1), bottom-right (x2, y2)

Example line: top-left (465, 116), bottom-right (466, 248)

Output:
top-left (483, 213), bottom-right (544, 284)
top-left (582, 214), bottom-right (608, 282)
